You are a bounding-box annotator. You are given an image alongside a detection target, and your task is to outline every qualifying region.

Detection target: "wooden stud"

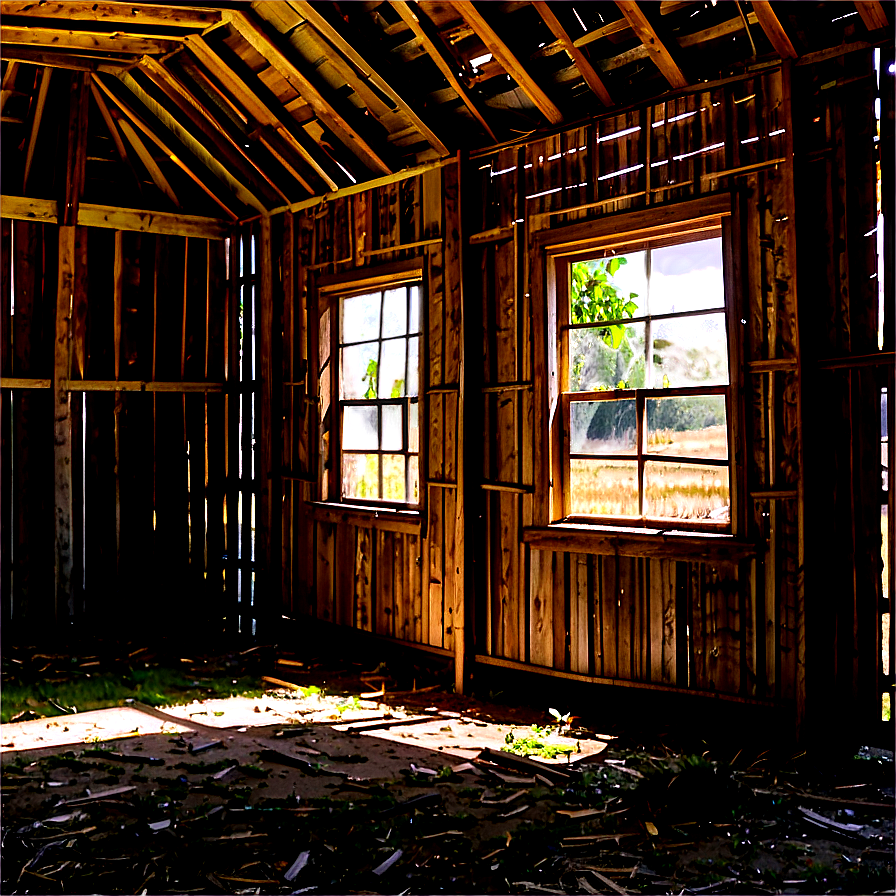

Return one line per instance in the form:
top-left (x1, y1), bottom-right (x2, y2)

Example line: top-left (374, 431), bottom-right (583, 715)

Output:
top-left (450, 1), bottom-right (564, 126)
top-left (614, 1), bottom-right (688, 89)
top-left (225, 10), bottom-right (393, 176)
top-left (751, 2), bottom-right (798, 60)
top-left (63, 71), bottom-right (90, 227)
top-left (389, 1), bottom-right (497, 142)
top-left (531, 2), bottom-right (613, 107)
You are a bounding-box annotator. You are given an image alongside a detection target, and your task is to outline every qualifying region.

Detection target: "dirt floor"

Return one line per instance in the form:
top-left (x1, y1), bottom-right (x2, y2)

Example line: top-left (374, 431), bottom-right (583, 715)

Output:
top-left (0, 643), bottom-right (893, 895)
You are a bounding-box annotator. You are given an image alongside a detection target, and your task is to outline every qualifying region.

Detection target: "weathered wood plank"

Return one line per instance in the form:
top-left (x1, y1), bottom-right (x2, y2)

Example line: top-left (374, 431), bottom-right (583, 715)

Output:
top-left (355, 525), bottom-right (373, 631)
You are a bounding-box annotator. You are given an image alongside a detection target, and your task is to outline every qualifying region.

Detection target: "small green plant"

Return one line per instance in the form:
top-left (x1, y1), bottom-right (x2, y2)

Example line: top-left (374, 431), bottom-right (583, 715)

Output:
top-left (503, 725), bottom-right (575, 760)
top-left (363, 360), bottom-right (378, 399)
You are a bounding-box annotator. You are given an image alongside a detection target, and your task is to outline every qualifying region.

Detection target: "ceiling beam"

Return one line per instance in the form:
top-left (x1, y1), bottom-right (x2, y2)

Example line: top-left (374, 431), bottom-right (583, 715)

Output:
top-left (390, 0), bottom-right (497, 142)
top-left (450, 1), bottom-right (563, 125)
top-left (93, 73), bottom-right (239, 219)
top-left (0, 1), bottom-right (221, 29)
top-left (225, 9), bottom-right (393, 176)
top-left (287, 0), bottom-right (450, 157)
top-left (531, 2), bottom-right (613, 106)
top-left (614, 1), bottom-right (688, 89)
top-left (750, 1), bottom-right (798, 59)
top-left (137, 56), bottom-right (293, 203)
top-left (573, 18), bottom-right (631, 48)
top-left (1, 25), bottom-right (179, 56)
top-left (0, 45), bottom-right (130, 73)
top-left (854, 1), bottom-right (889, 31)
top-left (183, 35), bottom-right (338, 192)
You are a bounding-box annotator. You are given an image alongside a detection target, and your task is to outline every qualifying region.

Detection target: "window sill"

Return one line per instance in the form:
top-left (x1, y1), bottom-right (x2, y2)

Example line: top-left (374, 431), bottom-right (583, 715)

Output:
top-left (310, 501), bottom-right (422, 534)
top-left (522, 523), bottom-right (757, 562)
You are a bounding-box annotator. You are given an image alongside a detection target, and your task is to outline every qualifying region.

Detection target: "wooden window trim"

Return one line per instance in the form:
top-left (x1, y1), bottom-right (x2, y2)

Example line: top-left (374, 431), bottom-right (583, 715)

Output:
top-left (536, 194), bottom-right (747, 540)
top-left (315, 260), bottom-right (425, 517)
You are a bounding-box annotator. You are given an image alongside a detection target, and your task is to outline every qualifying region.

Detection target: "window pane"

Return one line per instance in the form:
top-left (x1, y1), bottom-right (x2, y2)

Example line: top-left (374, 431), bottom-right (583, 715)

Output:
top-left (383, 454), bottom-right (405, 502)
top-left (652, 312), bottom-right (728, 387)
top-left (343, 453), bottom-right (380, 500)
top-left (570, 323), bottom-right (646, 391)
top-left (382, 404), bottom-right (402, 451)
top-left (341, 341), bottom-right (379, 399)
top-left (409, 285), bottom-right (420, 333)
top-left (319, 307), bottom-right (330, 368)
top-left (571, 400), bottom-right (637, 455)
top-left (408, 454), bottom-right (419, 504)
top-left (378, 337), bottom-right (408, 398)
top-left (647, 396), bottom-right (728, 459)
top-left (342, 292), bottom-right (380, 344)
top-left (649, 238), bottom-right (724, 315)
top-left (570, 459), bottom-right (639, 516)
top-left (342, 405), bottom-right (378, 450)
top-left (570, 252), bottom-right (647, 324)
top-left (382, 287), bottom-right (408, 338)
top-left (409, 399), bottom-right (419, 453)
top-left (407, 336), bottom-right (419, 397)
top-left (644, 461), bottom-right (729, 521)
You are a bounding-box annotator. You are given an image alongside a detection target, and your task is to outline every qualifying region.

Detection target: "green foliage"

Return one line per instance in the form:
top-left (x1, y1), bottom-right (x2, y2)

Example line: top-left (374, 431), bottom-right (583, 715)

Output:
top-left (363, 359), bottom-right (378, 399)
top-left (390, 379), bottom-right (404, 398)
top-left (503, 724), bottom-right (575, 760)
top-left (571, 257), bottom-right (639, 350)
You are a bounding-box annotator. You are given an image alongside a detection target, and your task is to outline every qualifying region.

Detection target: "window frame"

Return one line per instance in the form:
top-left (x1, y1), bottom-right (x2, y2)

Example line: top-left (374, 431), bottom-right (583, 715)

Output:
top-left (538, 196), bottom-right (743, 537)
top-left (315, 261), bottom-right (425, 515)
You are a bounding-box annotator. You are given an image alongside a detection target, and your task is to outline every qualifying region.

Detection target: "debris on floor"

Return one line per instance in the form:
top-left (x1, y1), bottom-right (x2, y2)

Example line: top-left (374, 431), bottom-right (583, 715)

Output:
top-left (1, 646), bottom-right (893, 895)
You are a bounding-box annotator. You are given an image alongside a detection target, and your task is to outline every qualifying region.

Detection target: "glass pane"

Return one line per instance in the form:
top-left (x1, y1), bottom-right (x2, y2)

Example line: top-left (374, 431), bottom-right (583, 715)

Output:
top-left (342, 405), bottom-right (378, 450)
top-left (342, 291), bottom-right (380, 344)
top-left (649, 238), bottom-right (724, 315)
top-left (651, 312), bottom-right (728, 387)
top-left (342, 453), bottom-right (380, 500)
top-left (382, 404), bottom-right (402, 451)
top-left (409, 399), bottom-right (419, 453)
top-left (569, 323), bottom-right (646, 391)
top-left (408, 454), bottom-right (419, 504)
top-left (647, 396), bottom-right (728, 459)
top-left (383, 455), bottom-right (405, 502)
top-left (341, 341), bottom-right (379, 399)
top-left (570, 251), bottom-right (647, 325)
top-left (570, 459), bottom-right (639, 516)
top-left (319, 307), bottom-right (330, 368)
top-left (571, 400), bottom-right (636, 455)
top-left (407, 336), bottom-right (419, 397)
top-left (409, 285), bottom-right (420, 333)
top-left (644, 461), bottom-right (729, 521)
top-left (382, 287), bottom-right (408, 338)
top-left (378, 337), bottom-right (408, 398)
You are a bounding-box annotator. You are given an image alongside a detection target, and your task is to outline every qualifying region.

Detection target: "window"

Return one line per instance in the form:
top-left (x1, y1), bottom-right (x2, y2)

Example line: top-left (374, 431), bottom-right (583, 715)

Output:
top-left (554, 224), bottom-right (731, 529)
top-left (317, 272), bottom-right (421, 509)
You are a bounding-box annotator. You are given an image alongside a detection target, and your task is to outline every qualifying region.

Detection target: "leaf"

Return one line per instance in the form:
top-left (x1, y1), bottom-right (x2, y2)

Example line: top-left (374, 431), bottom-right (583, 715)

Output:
top-left (390, 379), bottom-right (404, 398)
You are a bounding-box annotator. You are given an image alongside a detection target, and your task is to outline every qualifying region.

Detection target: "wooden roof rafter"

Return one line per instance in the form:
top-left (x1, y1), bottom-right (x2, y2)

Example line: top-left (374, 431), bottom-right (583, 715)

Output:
top-left (614, 0), bottom-right (688, 89)
top-left (450, 0), bottom-right (564, 125)
top-left (224, 8), bottom-right (395, 176)
top-left (181, 35), bottom-right (341, 193)
top-left (750, 1), bottom-right (798, 60)
top-left (854, 1), bottom-right (890, 33)
top-left (389, 0), bottom-right (497, 142)
top-left (531, 1), bottom-right (613, 107)
top-left (93, 72), bottom-right (240, 219)
top-left (0, 1), bottom-right (222, 29)
top-left (286, 0), bottom-right (451, 157)
top-left (0, 25), bottom-right (181, 56)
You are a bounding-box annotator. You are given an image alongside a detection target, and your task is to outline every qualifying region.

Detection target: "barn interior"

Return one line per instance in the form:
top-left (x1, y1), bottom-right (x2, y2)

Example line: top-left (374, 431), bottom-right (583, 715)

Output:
top-left (0, 0), bottom-right (894, 893)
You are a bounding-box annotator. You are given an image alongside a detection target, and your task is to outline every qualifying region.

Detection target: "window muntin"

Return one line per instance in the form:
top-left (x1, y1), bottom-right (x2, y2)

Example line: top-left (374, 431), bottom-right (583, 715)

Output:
top-left (334, 281), bottom-right (421, 507)
top-left (560, 231), bottom-right (731, 527)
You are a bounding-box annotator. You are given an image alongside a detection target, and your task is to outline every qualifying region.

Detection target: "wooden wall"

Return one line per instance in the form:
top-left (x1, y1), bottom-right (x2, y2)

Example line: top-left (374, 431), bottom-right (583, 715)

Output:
top-left (0, 219), bottom-right (247, 639)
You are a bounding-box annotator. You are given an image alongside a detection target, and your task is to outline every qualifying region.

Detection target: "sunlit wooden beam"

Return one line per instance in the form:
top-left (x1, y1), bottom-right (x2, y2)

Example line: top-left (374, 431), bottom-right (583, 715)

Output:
top-left (90, 78), bottom-right (144, 193)
top-left (1, 25), bottom-right (178, 55)
top-left (0, 46), bottom-right (129, 73)
top-left (287, 0), bottom-right (450, 156)
top-left (614, 0), bottom-right (688, 88)
top-left (751, 1), bottom-right (798, 59)
top-left (0, 60), bottom-right (20, 115)
top-left (450, 1), bottom-right (563, 125)
top-left (0, 1), bottom-right (221, 29)
top-left (854, 1), bottom-right (889, 31)
top-left (532, 1), bottom-right (613, 106)
top-left (225, 9), bottom-right (393, 175)
top-left (22, 66), bottom-right (51, 191)
top-left (183, 35), bottom-right (337, 192)
top-left (390, 0), bottom-right (497, 141)
top-left (573, 18), bottom-right (630, 48)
